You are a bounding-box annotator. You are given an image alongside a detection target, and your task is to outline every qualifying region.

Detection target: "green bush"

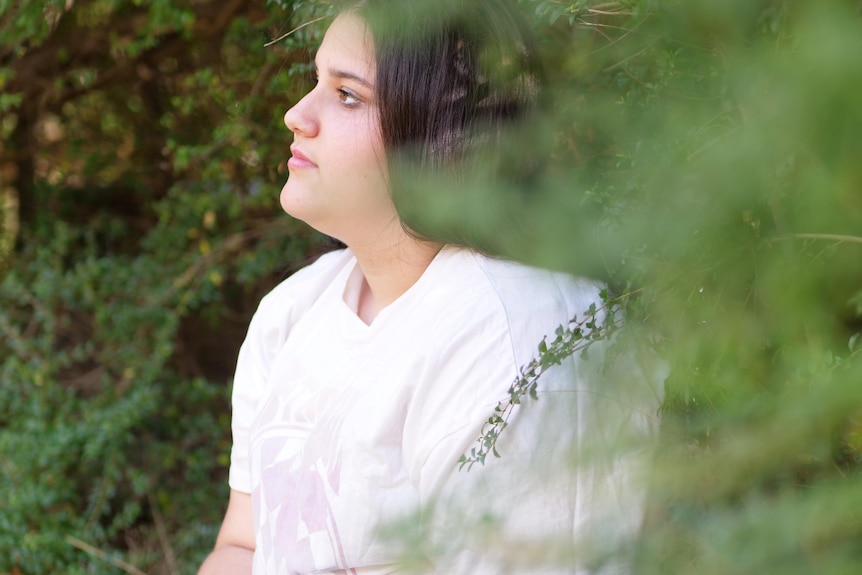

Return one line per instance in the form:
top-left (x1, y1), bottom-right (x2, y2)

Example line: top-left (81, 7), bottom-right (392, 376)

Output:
top-left (1, 0), bottom-right (323, 571)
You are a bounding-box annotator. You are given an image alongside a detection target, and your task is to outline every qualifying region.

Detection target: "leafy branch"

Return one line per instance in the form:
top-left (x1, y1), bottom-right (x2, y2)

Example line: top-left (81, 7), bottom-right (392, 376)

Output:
top-left (459, 289), bottom-right (629, 470)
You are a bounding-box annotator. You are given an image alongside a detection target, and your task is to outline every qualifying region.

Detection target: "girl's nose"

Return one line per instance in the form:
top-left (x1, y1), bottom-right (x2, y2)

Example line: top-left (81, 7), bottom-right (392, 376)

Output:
top-left (284, 92), bottom-right (318, 137)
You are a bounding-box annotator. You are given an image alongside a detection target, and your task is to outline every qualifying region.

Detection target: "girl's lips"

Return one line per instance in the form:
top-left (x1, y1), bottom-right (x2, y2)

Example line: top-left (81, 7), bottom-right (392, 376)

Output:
top-left (288, 146), bottom-right (317, 169)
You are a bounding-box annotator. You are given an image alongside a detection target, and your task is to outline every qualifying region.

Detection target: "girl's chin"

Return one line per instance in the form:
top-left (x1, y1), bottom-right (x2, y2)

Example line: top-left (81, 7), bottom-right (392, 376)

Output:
top-left (279, 186), bottom-right (332, 236)
top-left (279, 184), bottom-right (309, 220)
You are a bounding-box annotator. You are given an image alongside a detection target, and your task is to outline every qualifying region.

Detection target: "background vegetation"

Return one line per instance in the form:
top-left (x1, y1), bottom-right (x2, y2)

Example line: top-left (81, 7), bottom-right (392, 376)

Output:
top-left (1, 0), bottom-right (860, 573)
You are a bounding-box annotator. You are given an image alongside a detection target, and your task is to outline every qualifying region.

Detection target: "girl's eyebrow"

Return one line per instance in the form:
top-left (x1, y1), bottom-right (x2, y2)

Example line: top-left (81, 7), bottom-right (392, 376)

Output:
top-left (329, 69), bottom-right (373, 89)
top-left (314, 61), bottom-right (374, 89)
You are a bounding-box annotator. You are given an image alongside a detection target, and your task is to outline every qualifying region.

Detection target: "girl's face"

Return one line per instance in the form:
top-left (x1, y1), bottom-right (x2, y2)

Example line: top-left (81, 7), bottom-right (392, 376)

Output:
top-left (280, 12), bottom-right (397, 245)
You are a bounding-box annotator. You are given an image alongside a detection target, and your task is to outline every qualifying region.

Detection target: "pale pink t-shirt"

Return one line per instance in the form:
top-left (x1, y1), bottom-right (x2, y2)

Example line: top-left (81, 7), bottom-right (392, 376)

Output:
top-left (229, 247), bottom-right (662, 574)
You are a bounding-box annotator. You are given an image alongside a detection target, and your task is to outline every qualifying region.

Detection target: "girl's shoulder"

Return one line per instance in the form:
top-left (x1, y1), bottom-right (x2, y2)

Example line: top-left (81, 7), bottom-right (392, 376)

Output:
top-left (468, 252), bottom-right (603, 319)
top-left (245, 248), bottom-right (354, 343)
top-left (258, 248), bottom-right (353, 311)
top-left (463, 251), bottom-right (605, 367)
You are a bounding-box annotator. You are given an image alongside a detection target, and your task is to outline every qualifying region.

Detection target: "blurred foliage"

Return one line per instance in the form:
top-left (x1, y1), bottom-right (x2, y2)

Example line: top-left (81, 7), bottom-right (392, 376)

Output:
top-left (1, 0), bottom-right (861, 573)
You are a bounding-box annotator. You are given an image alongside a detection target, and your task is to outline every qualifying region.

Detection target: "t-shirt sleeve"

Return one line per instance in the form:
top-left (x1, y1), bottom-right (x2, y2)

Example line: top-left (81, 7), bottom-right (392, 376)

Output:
top-left (228, 249), bottom-right (351, 494)
top-left (228, 291), bottom-right (290, 494)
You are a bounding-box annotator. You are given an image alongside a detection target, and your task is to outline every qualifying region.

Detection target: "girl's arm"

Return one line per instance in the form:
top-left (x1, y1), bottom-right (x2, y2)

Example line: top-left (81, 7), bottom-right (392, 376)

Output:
top-left (197, 489), bottom-right (255, 575)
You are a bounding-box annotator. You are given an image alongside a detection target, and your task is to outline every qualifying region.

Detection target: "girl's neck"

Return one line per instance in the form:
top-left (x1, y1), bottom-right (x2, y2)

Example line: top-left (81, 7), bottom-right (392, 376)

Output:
top-left (347, 229), bottom-right (443, 325)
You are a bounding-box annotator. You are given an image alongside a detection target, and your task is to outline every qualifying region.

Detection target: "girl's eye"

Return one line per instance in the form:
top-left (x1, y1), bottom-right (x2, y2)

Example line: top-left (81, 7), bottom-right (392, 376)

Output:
top-left (338, 88), bottom-right (361, 106)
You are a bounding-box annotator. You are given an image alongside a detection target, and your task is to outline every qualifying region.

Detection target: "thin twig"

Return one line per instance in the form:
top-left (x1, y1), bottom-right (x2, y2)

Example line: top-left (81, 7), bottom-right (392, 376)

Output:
top-left (83, 464), bottom-right (113, 534)
top-left (771, 233), bottom-right (862, 245)
top-left (584, 18), bottom-right (651, 58)
top-left (0, 313), bottom-right (28, 358)
top-left (460, 291), bottom-right (637, 469)
top-left (66, 536), bottom-right (148, 575)
top-left (264, 15), bottom-right (329, 47)
top-left (161, 221), bottom-right (282, 304)
top-left (603, 36), bottom-right (660, 71)
top-left (587, 8), bottom-right (634, 16)
top-left (244, 58), bottom-right (276, 121)
top-left (148, 492), bottom-right (179, 575)
top-left (589, 1), bottom-right (627, 10)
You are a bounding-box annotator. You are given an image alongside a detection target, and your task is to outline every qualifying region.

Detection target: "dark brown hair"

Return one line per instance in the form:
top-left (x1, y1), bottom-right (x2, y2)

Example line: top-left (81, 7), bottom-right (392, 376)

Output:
top-left (334, 0), bottom-right (543, 248)
top-left (357, 0), bottom-right (541, 164)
